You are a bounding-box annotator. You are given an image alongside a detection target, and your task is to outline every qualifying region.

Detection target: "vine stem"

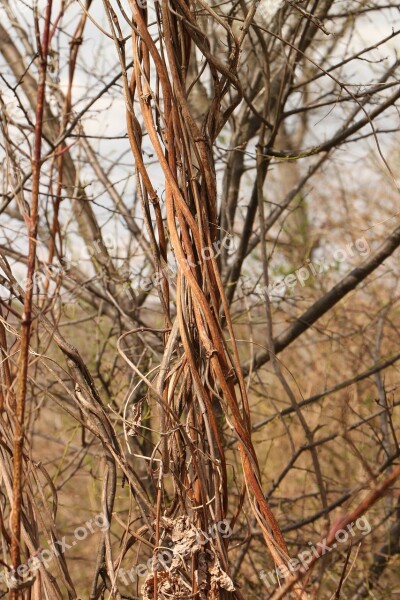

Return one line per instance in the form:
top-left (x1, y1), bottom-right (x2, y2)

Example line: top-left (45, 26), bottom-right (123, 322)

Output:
top-left (10, 1), bottom-right (53, 597)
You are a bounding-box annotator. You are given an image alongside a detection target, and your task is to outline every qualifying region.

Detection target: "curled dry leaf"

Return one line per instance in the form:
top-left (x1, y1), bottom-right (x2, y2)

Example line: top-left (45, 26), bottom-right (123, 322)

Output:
top-left (127, 399), bottom-right (143, 437)
top-left (141, 516), bottom-right (235, 598)
top-left (209, 553), bottom-right (235, 595)
top-left (141, 571), bottom-right (187, 600)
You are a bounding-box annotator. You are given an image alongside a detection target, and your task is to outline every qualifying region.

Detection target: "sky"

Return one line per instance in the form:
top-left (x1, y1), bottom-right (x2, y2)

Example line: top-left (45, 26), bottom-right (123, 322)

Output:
top-left (1, 0), bottom-right (399, 282)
